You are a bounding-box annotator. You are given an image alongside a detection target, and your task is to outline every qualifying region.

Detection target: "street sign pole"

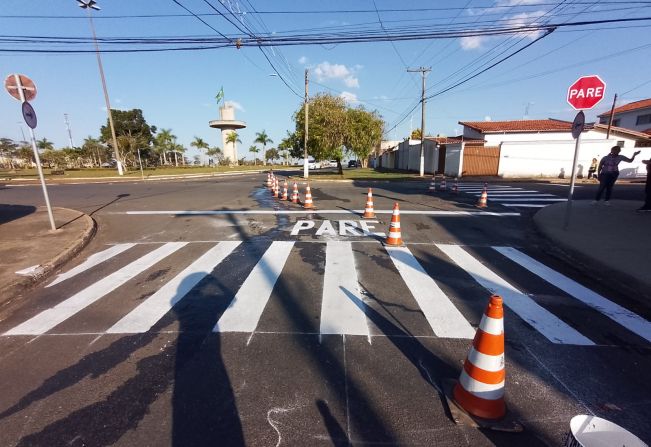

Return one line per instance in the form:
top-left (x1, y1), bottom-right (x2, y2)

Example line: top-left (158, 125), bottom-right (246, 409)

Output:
top-left (563, 111), bottom-right (585, 230)
top-left (12, 74), bottom-right (57, 231)
top-left (137, 148), bottom-right (145, 181)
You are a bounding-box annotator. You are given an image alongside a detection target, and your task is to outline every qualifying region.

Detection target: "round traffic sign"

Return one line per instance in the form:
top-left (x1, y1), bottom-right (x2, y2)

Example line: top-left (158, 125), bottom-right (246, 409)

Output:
top-left (571, 111), bottom-right (585, 139)
top-left (22, 101), bottom-right (37, 129)
top-left (567, 75), bottom-right (606, 110)
top-left (4, 73), bottom-right (37, 102)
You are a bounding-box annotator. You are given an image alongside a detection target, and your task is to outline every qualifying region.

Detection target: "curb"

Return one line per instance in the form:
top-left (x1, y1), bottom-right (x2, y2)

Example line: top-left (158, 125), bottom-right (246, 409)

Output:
top-left (2, 210), bottom-right (97, 305)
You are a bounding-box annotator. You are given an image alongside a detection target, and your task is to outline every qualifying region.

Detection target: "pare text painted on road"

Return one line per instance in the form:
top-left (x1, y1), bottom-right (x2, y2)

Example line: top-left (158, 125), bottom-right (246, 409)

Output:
top-left (290, 219), bottom-right (385, 238)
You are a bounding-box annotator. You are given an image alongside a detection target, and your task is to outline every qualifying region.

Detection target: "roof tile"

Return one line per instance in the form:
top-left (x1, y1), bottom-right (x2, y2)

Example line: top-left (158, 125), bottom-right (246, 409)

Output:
top-left (597, 98), bottom-right (651, 117)
top-left (459, 119), bottom-right (572, 133)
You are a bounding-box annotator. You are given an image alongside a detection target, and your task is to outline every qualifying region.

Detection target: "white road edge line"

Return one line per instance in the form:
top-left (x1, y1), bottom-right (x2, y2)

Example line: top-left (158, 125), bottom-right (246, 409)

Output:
top-left (436, 244), bottom-right (594, 346)
top-left (123, 210), bottom-right (520, 216)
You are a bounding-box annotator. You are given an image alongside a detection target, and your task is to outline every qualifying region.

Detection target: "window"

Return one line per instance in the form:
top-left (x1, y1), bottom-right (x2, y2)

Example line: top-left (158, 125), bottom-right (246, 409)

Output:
top-left (612, 119), bottom-right (620, 127)
top-left (617, 140), bottom-right (625, 148)
top-left (636, 114), bottom-right (651, 125)
top-left (599, 116), bottom-right (608, 124)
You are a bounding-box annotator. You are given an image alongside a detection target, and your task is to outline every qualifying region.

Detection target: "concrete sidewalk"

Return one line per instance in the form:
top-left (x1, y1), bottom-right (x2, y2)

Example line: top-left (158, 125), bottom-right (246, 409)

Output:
top-left (534, 200), bottom-right (651, 303)
top-left (0, 205), bottom-right (95, 309)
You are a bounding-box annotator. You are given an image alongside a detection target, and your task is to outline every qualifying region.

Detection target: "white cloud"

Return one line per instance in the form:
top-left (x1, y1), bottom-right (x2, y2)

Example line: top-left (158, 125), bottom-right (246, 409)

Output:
top-left (461, 8), bottom-right (545, 50)
top-left (460, 36), bottom-right (485, 50)
top-left (496, 0), bottom-right (545, 6)
top-left (484, 115), bottom-right (492, 121)
top-left (313, 61), bottom-right (360, 89)
top-left (339, 91), bottom-right (358, 104)
top-left (225, 100), bottom-right (244, 112)
top-left (298, 56), bottom-right (308, 65)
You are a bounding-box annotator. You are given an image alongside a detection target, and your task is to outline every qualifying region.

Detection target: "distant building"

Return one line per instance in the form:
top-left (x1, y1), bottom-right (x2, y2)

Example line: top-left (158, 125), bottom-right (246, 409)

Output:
top-left (597, 98), bottom-right (651, 133)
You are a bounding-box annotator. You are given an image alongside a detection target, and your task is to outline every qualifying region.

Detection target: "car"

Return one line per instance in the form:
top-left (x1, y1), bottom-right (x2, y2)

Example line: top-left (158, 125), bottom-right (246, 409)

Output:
top-left (308, 161), bottom-right (320, 169)
top-left (348, 160), bottom-right (361, 168)
top-left (325, 160), bottom-right (338, 168)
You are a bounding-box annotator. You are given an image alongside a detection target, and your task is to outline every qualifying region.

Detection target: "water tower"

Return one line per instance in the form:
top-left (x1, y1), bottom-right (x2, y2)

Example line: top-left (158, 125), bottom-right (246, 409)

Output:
top-left (209, 105), bottom-right (246, 164)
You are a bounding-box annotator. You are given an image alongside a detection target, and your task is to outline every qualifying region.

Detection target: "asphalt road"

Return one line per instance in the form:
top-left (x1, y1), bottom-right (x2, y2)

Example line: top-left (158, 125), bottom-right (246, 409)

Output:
top-left (0, 173), bottom-right (649, 446)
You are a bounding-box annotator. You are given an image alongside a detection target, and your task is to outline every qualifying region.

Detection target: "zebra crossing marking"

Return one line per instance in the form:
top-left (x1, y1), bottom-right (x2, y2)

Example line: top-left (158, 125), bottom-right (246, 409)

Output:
top-left (385, 246), bottom-right (475, 339)
top-left (493, 247), bottom-right (651, 343)
top-left (320, 241), bottom-right (370, 337)
top-left (107, 241), bottom-right (241, 334)
top-left (4, 242), bottom-right (187, 336)
top-left (124, 210), bottom-right (520, 217)
top-left (436, 244), bottom-right (595, 346)
top-left (47, 243), bottom-right (136, 288)
top-left (214, 241), bottom-right (294, 333)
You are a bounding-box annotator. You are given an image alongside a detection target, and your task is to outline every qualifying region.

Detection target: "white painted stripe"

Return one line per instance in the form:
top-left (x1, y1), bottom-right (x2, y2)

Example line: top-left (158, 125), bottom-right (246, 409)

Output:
top-left (124, 210), bottom-right (520, 217)
top-left (459, 370), bottom-right (505, 399)
top-left (107, 242), bottom-right (241, 334)
top-left (478, 314), bottom-right (503, 335)
top-left (4, 243), bottom-right (187, 336)
top-left (465, 190), bottom-right (543, 194)
top-left (474, 194), bottom-right (556, 198)
top-left (320, 242), bottom-right (370, 336)
top-left (385, 246), bottom-right (475, 339)
top-left (489, 198), bottom-right (566, 202)
top-left (436, 244), bottom-right (594, 345)
top-left (502, 204), bottom-right (547, 208)
top-left (214, 241), bottom-right (294, 333)
top-left (467, 347), bottom-right (504, 372)
top-left (494, 247), bottom-right (651, 343)
top-left (47, 244), bottom-right (136, 288)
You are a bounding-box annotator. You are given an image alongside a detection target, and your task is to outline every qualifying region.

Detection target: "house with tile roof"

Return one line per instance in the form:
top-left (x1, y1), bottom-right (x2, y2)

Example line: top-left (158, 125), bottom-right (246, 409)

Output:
top-left (597, 98), bottom-right (651, 134)
top-left (439, 119), bottom-right (651, 178)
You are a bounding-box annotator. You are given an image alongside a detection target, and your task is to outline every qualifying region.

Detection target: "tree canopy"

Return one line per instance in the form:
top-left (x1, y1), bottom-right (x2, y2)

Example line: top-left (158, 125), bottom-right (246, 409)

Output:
top-left (100, 109), bottom-right (156, 163)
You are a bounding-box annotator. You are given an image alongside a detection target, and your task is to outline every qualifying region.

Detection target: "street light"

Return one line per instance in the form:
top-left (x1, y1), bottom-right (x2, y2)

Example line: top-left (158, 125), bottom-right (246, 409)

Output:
top-left (77, 0), bottom-right (123, 175)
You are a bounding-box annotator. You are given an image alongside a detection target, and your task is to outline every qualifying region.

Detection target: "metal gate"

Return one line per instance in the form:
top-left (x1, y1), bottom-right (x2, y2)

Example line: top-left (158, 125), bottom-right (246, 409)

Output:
top-left (462, 145), bottom-right (500, 176)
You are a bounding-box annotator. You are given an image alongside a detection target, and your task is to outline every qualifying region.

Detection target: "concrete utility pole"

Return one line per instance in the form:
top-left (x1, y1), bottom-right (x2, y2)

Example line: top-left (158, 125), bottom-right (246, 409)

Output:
top-left (304, 68), bottom-right (309, 179)
top-left (407, 67), bottom-right (431, 177)
top-left (606, 93), bottom-right (618, 139)
top-left (64, 113), bottom-right (74, 148)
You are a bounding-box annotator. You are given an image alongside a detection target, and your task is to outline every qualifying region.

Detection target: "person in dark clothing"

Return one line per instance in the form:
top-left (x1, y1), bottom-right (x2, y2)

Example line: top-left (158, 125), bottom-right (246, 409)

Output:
top-left (592, 146), bottom-right (641, 205)
top-left (637, 158), bottom-right (651, 212)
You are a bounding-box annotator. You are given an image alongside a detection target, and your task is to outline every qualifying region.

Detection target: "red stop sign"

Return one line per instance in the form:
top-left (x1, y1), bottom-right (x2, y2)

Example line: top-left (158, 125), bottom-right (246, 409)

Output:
top-left (567, 75), bottom-right (606, 110)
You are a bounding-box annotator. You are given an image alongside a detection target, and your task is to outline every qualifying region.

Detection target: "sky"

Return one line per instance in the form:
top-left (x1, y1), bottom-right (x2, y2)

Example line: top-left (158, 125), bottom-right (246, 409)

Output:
top-left (1, 0), bottom-right (651, 162)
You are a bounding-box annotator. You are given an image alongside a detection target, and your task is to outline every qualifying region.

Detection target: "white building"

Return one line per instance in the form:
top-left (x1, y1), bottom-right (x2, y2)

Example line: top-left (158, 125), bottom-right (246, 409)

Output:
top-left (597, 98), bottom-right (651, 133)
top-left (209, 105), bottom-right (246, 165)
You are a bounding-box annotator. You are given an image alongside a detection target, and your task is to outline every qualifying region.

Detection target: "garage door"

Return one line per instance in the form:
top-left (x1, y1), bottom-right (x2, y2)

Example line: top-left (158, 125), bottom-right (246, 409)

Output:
top-left (462, 145), bottom-right (500, 176)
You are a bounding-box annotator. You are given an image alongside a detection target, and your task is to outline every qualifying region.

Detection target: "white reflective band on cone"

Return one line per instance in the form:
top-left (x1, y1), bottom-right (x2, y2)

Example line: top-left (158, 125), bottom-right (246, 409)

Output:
top-left (388, 231), bottom-right (402, 238)
top-left (467, 347), bottom-right (505, 372)
top-left (478, 314), bottom-right (504, 335)
top-left (459, 370), bottom-right (505, 400)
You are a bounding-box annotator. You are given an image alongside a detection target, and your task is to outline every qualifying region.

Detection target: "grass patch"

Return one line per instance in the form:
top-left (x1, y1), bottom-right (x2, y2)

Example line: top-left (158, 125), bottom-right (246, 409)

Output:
top-left (289, 168), bottom-right (422, 181)
top-left (0, 165), bottom-right (287, 180)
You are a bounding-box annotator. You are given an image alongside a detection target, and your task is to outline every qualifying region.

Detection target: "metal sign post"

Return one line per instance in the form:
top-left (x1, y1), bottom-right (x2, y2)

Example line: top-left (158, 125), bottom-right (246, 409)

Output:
top-left (5, 73), bottom-right (57, 231)
top-left (563, 111), bottom-right (585, 230)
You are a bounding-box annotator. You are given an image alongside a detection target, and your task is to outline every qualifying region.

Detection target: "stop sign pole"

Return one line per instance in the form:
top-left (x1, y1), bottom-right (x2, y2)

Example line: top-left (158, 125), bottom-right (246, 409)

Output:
top-left (563, 75), bottom-right (606, 230)
top-left (5, 74), bottom-right (57, 231)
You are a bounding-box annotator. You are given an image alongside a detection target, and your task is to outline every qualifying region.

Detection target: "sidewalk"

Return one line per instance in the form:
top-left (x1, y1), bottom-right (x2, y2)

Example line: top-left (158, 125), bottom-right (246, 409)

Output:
top-left (534, 200), bottom-right (651, 303)
top-left (0, 205), bottom-right (95, 309)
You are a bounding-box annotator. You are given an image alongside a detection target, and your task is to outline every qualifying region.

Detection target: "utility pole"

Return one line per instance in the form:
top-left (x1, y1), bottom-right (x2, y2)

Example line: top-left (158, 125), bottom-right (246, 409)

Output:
top-left (606, 93), bottom-right (618, 139)
top-left (64, 113), bottom-right (75, 148)
top-left (407, 67), bottom-right (431, 177)
top-left (304, 68), bottom-right (309, 179)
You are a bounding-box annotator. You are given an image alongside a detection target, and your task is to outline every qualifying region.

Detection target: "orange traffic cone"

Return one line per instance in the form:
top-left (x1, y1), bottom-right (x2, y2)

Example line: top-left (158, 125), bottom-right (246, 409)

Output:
top-left (282, 180), bottom-right (289, 201)
top-left (303, 183), bottom-right (315, 209)
top-left (452, 177), bottom-right (459, 194)
top-left (440, 176), bottom-right (447, 191)
top-left (452, 295), bottom-right (506, 420)
top-left (291, 182), bottom-right (299, 204)
top-left (429, 175), bottom-right (437, 192)
top-left (385, 203), bottom-right (403, 245)
top-left (363, 188), bottom-right (376, 218)
top-left (476, 184), bottom-right (488, 208)
top-left (273, 179), bottom-right (280, 198)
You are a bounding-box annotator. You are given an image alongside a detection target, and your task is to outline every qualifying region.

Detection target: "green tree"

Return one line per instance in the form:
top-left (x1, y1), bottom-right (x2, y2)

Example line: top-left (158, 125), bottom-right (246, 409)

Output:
top-left (16, 146), bottom-right (34, 167)
top-left (293, 93), bottom-right (347, 174)
top-left (0, 138), bottom-right (18, 169)
top-left (278, 131), bottom-right (302, 163)
top-left (191, 136), bottom-right (209, 166)
top-left (83, 136), bottom-right (110, 167)
top-left (36, 138), bottom-right (54, 152)
top-left (100, 109), bottom-right (156, 168)
top-left (345, 106), bottom-right (384, 169)
top-left (225, 132), bottom-right (241, 165)
top-left (254, 130), bottom-right (273, 166)
top-left (265, 147), bottom-right (279, 164)
top-left (206, 146), bottom-right (222, 165)
top-left (410, 128), bottom-right (422, 140)
top-left (154, 128), bottom-right (175, 165)
top-left (249, 145), bottom-right (260, 165)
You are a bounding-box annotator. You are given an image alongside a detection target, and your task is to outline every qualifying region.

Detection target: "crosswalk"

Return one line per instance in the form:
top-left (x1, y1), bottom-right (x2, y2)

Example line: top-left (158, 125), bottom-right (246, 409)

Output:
top-left (456, 183), bottom-right (566, 208)
top-left (4, 241), bottom-right (650, 347)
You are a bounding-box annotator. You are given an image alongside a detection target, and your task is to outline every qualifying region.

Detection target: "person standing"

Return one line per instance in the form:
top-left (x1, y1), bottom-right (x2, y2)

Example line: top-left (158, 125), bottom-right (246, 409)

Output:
top-left (592, 146), bottom-right (641, 205)
top-left (587, 157), bottom-right (598, 180)
top-left (637, 157), bottom-right (651, 212)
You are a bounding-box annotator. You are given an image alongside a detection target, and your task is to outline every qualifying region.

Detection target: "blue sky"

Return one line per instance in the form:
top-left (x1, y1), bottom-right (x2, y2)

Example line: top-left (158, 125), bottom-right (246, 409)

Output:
top-left (1, 0), bottom-right (650, 161)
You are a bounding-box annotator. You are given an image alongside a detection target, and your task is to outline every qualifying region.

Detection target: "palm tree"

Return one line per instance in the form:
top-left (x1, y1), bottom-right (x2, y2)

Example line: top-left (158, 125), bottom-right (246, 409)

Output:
top-left (254, 130), bottom-right (273, 166)
top-left (225, 131), bottom-right (241, 165)
top-left (36, 138), bottom-right (54, 152)
top-left (154, 129), bottom-right (175, 165)
top-left (206, 146), bottom-right (222, 165)
top-left (190, 136), bottom-right (209, 166)
top-left (249, 145), bottom-right (260, 166)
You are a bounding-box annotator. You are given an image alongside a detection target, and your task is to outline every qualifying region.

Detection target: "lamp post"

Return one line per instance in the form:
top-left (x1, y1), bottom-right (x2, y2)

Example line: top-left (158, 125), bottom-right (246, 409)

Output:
top-left (77, 0), bottom-right (123, 175)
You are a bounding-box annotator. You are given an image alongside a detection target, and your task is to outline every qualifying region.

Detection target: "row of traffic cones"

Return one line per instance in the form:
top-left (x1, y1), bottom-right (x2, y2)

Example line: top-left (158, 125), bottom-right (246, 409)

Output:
top-left (266, 171), bottom-right (315, 209)
top-left (429, 175), bottom-right (489, 208)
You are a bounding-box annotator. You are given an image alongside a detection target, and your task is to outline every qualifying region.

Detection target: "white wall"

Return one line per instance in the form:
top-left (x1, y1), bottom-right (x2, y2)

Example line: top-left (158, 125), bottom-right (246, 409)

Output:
top-left (444, 143), bottom-right (463, 177)
top-left (498, 139), bottom-right (650, 178)
top-left (484, 131), bottom-right (575, 145)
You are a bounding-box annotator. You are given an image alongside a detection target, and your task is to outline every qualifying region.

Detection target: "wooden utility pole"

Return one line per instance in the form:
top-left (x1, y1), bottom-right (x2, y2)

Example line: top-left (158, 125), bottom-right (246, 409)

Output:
top-left (606, 93), bottom-right (618, 139)
top-left (407, 67), bottom-right (431, 177)
top-left (304, 69), bottom-right (309, 179)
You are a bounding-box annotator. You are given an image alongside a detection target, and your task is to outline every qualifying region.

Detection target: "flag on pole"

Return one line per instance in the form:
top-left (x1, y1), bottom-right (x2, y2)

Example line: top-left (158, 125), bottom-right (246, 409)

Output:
top-left (215, 87), bottom-right (224, 105)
